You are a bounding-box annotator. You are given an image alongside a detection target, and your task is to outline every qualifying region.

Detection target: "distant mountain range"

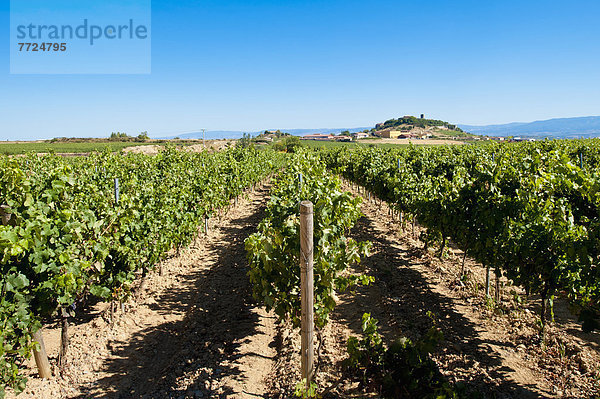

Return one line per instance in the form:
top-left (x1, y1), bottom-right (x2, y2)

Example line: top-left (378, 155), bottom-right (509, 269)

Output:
top-left (155, 117), bottom-right (600, 141)
top-left (458, 116), bottom-right (600, 139)
top-left (157, 127), bottom-right (370, 140)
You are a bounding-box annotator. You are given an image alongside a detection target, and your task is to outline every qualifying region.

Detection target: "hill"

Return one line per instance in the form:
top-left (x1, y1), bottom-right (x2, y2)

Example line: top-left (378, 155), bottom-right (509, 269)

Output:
top-left (375, 115), bottom-right (462, 132)
top-left (458, 116), bottom-right (600, 139)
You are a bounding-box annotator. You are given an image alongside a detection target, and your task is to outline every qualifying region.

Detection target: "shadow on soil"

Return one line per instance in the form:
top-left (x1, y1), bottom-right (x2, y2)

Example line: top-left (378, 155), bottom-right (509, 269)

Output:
top-left (332, 215), bottom-right (547, 399)
top-left (75, 191), bottom-right (270, 399)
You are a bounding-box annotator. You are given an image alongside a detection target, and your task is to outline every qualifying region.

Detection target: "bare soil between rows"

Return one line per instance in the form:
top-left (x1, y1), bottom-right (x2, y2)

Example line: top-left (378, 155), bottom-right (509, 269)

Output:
top-left (8, 180), bottom-right (600, 399)
top-left (264, 183), bottom-right (600, 398)
top-left (10, 183), bottom-right (277, 399)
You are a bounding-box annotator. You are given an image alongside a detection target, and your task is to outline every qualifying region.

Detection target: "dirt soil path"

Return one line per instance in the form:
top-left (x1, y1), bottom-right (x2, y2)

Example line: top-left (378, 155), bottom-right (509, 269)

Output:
top-left (11, 183), bottom-right (277, 399)
top-left (341, 185), bottom-right (600, 398)
top-left (266, 183), bottom-right (600, 398)
top-left (342, 189), bottom-right (551, 398)
top-left (10, 178), bottom-right (600, 399)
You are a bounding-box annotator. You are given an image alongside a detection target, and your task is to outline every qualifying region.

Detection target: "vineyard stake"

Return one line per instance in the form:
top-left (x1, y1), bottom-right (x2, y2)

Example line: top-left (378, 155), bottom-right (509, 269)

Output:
top-left (114, 178), bottom-right (120, 204)
top-left (110, 301), bottom-right (115, 327)
top-left (485, 264), bottom-right (491, 298)
top-left (495, 269), bottom-right (501, 302)
top-left (32, 329), bottom-right (52, 379)
top-left (58, 308), bottom-right (70, 370)
top-left (300, 201), bottom-right (315, 388)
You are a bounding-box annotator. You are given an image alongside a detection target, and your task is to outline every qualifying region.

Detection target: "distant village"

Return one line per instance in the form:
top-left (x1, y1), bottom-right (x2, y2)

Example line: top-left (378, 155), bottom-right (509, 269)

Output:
top-left (257, 115), bottom-right (537, 143)
top-left (296, 115), bottom-right (537, 142)
top-left (297, 132), bottom-right (535, 143)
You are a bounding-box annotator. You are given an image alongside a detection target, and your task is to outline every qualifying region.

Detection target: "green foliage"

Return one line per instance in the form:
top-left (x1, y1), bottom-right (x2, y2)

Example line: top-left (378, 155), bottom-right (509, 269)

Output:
top-left (322, 139), bottom-right (600, 331)
top-left (0, 147), bottom-right (284, 396)
top-left (0, 141), bottom-right (150, 155)
top-left (294, 379), bottom-right (321, 399)
top-left (109, 131), bottom-right (131, 140)
top-left (136, 131), bottom-right (149, 141)
top-left (378, 116), bottom-right (463, 132)
top-left (0, 276), bottom-right (38, 397)
top-left (273, 136), bottom-right (302, 153)
top-left (236, 133), bottom-right (255, 149)
top-left (246, 151), bottom-right (372, 329)
top-left (345, 313), bottom-right (459, 399)
top-left (346, 313), bottom-right (385, 371)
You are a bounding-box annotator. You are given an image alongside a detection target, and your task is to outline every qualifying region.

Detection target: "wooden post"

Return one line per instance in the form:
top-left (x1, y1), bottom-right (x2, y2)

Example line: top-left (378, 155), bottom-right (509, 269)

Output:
top-left (485, 264), bottom-right (491, 298)
top-left (299, 201), bottom-right (315, 388)
top-left (110, 301), bottom-right (115, 327)
top-left (495, 269), bottom-right (501, 302)
top-left (32, 329), bottom-right (52, 379)
top-left (58, 308), bottom-right (69, 370)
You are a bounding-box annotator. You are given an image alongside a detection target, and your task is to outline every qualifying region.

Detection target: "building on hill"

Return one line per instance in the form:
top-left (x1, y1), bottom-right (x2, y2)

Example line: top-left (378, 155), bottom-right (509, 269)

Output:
top-left (301, 133), bottom-right (334, 141)
top-left (383, 130), bottom-right (402, 139)
top-left (352, 132), bottom-right (369, 139)
top-left (382, 130), bottom-right (412, 139)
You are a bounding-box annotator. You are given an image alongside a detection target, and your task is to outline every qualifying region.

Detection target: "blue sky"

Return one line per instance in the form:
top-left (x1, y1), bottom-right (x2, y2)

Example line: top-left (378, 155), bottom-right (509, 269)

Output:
top-left (1, 0), bottom-right (599, 140)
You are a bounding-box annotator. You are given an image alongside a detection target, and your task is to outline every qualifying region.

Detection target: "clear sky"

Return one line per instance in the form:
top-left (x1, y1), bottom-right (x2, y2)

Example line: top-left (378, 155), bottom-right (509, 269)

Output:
top-left (1, 0), bottom-right (599, 140)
